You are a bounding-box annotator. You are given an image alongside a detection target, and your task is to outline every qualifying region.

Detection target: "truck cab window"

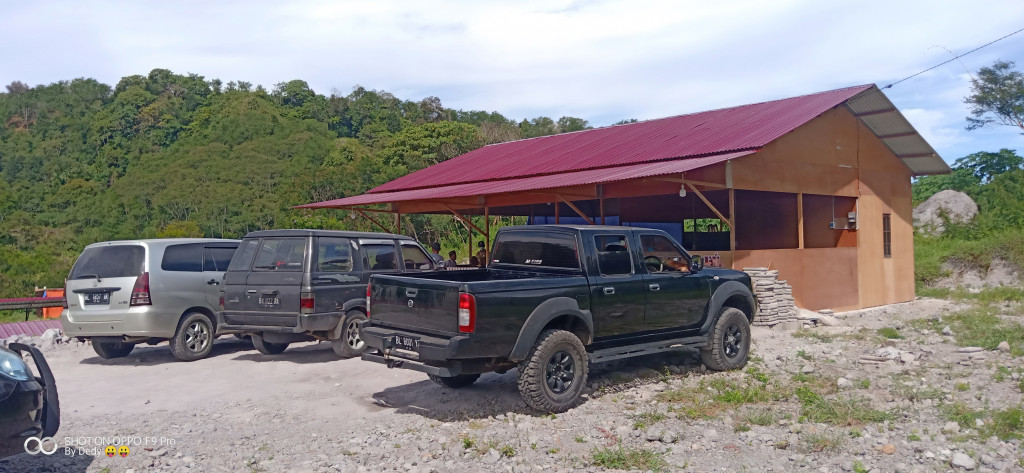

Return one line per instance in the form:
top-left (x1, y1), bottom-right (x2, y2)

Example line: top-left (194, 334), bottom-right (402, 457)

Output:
top-left (640, 234), bottom-right (689, 273)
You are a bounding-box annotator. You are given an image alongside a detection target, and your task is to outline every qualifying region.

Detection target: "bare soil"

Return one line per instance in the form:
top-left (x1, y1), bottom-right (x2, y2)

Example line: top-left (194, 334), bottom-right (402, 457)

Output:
top-left (1, 297), bottom-right (1022, 473)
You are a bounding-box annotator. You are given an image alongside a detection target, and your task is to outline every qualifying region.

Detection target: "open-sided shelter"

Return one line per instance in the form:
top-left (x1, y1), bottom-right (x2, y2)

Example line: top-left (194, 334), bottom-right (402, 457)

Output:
top-left (300, 85), bottom-right (950, 311)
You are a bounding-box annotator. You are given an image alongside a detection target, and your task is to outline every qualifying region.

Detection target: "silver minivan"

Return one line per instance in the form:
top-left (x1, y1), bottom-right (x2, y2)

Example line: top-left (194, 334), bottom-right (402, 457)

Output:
top-left (61, 239), bottom-right (240, 361)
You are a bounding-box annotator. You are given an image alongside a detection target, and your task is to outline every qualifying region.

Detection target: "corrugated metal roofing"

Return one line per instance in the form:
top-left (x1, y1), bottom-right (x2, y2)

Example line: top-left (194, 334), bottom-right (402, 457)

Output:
top-left (299, 151), bottom-right (754, 209)
top-left (844, 87), bottom-right (949, 175)
top-left (0, 320), bottom-right (62, 339)
top-left (371, 85), bottom-right (877, 194)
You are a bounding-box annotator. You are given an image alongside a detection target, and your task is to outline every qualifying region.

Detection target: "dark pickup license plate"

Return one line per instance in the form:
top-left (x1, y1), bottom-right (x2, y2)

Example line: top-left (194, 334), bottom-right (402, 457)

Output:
top-left (391, 335), bottom-right (419, 351)
top-left (83, 292), bottom-right (111, 305)
top-left (258, 296), bottom-right (281, 308)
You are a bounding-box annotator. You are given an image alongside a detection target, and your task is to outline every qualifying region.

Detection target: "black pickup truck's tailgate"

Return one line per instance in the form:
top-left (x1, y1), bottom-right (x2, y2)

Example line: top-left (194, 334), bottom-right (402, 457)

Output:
top-left (369, 274), bottom-right (462, 335)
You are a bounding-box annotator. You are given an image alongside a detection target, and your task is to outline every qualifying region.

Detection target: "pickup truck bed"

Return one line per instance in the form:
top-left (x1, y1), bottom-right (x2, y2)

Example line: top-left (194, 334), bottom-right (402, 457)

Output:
top-left (360, 225), bottom-right (756, 412)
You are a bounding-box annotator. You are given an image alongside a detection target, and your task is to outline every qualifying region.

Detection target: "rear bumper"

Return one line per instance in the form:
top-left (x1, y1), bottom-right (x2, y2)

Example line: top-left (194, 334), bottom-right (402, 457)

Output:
top-left (61, 307), bottom-right (177, 338)
top-left (361, 352), bottom-right (462, 377)
top-left (218, 312), bottom-right (341, 335)
top-left (359, 323), bottom-right (468, 361)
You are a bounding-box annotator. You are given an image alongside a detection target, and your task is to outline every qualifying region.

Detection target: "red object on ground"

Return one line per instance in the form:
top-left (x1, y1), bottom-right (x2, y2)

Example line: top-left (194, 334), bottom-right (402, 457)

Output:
top-left (0, 320), bottom-right (62, 339)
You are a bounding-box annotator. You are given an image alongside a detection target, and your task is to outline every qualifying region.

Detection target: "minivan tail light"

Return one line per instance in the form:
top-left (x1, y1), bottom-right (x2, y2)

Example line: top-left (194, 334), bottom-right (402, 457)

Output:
top-left (130, 272), bottom-right (151, 306)
top-left (365, 283), bottom-right (371, 318)
top-left (458, 293), bottom-right (476, 333)
top-left (300, 292), bottom-right (314, 314)
top-left (62, 278), bottom-right (68, 309)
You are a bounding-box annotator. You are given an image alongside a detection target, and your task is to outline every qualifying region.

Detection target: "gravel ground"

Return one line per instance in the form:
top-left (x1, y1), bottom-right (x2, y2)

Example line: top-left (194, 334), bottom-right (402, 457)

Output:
top-left (1, 297), bottom-right (1022, 473)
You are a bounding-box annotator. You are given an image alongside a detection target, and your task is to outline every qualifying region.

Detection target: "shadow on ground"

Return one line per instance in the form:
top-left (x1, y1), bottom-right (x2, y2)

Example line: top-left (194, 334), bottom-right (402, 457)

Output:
top-left (78, 337), bottom-right (254, 366)
top-left (369, 348), bottom-right (706, 421)
top-left (0, 449), bottom-right (94, 473)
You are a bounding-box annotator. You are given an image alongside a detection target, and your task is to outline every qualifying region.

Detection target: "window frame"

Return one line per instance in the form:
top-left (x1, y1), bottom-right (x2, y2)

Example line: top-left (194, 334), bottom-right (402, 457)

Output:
top-left (315, 237), bottom-right (354, 273)
top-left (594, 233), bottom-right (634, 277)
top-left (251, 237), bottom-right (307, 272)
top-left (882, 213), bottom-right (892, 258)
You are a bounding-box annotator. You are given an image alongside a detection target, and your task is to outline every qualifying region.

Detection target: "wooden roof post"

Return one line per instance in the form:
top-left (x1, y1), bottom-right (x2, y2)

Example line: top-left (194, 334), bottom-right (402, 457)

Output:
top-left (484, 199), bottom-right (490, 266)
top-left (798, 193), bottom-right (804, 249)
top-left (729, 188), bottom-right (736, 268)
top-left (598, 184), bottom-right (606, 225)
top-left (554, 199), bottom-right (560, 224)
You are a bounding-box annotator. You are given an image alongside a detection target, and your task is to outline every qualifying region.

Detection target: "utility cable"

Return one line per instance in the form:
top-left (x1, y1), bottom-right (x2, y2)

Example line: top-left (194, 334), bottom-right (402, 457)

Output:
top-left (883, 26), bottom-right (1024, 89)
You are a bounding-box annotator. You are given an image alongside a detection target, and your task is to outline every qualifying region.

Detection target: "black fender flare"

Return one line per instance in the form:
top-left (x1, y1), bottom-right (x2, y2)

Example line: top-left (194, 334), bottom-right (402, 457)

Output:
top-left (699, 281), bottom-right (756, 334)
top-left (508, 297), bottom-right (593, 362)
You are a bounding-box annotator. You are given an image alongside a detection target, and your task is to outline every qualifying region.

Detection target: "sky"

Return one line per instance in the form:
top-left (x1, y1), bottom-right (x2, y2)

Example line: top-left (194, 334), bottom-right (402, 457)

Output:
top-left (2, 0), bottom-right (1023, 164)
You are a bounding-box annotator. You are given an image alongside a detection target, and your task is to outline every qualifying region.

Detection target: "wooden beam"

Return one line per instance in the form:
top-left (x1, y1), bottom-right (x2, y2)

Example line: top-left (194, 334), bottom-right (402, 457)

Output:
top-left (444, 204), bottom-right (486, 235)
top-left (652, 177), bottom-right (728, 188)
top-left (394, 212), bottom-right (401, 234)
top-left (354, 209), bottom-right (392, 233)
top-left (687, 183), bottom-right (732, 228)
top-left (729, 188), bottom-right (736, 267)
top-left (484, 204), bottom-right (490, 267)
top-left (554, 200), bottom-right (560, 224)
top-left (557, 195), bottom-right (594, 225)
top-left (797, 192), bottom-right (804, 249)
top-left (323, 205), bottom-right (396, 213)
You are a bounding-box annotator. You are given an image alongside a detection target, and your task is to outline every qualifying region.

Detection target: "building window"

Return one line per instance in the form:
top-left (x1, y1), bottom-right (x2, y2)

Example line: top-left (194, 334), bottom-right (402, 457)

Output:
top-left (882, 214), bottom-right (891, 258)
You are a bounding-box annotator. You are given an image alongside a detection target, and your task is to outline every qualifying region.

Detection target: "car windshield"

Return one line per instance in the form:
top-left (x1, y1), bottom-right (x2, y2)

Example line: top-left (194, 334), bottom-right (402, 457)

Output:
top-left (70, 246), bottom-right (145, 279)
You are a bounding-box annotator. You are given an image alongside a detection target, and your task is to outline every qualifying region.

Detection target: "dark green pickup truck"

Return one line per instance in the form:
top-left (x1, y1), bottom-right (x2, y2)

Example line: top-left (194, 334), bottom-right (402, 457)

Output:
top-left (360, 225), bottom-right (756, 412)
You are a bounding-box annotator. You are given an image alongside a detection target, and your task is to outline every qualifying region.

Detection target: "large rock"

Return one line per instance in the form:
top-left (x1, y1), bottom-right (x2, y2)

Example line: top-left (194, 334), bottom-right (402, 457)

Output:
top-left (913, 190), bottom-right (977, 236)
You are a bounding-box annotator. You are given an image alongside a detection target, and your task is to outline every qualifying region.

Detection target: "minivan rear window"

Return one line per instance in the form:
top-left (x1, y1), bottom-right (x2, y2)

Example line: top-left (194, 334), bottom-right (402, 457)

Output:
top-left (252, 238), bottom-right (305, 271)
top-left (227, 239), bottom-right (259, 272)
top-left (71, 246), bottom-right (145, 279)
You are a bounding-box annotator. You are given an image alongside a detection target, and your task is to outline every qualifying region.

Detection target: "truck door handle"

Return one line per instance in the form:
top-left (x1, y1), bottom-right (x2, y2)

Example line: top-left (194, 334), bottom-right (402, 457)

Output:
top-left (207, 279), bottom-right (220, 286)
top-left (246, 290), bottom-right (257, 294)
top-left (603, 287), bottom-right (615, 295)
top-left (649, 283), bottom-right (660, 291)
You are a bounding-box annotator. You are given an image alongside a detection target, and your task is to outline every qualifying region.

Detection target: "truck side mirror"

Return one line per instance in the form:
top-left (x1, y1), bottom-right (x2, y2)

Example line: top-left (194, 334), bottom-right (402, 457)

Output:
top-left (690, 257), bottom-right (704, 273)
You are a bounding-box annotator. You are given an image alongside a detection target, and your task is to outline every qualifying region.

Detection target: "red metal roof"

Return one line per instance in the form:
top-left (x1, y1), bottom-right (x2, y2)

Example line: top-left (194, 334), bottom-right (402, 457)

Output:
top-left (370, 84), bottom-right (874, 194)
top-left (299, 151), bottom-right (754, 209)
top-left (0, 320), bottom-right (62, 339)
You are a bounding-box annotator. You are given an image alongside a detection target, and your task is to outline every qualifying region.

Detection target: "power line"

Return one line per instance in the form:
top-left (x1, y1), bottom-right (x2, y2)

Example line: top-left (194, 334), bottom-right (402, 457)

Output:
top-left (883, 26), bottom-right (1024, 89)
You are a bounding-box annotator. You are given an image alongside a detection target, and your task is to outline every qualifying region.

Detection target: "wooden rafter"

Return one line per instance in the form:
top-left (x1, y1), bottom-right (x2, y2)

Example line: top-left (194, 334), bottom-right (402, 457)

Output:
top-left (687, 183), bottom-right (732, 228)
top-left (556, 195), bottom-right (594, 225)
top-left (652, 177), bottom-right (727, 188)
top-left (444, 204), bottom-right (486, 235)
top-left (354, 209), bottom-right (392, 233)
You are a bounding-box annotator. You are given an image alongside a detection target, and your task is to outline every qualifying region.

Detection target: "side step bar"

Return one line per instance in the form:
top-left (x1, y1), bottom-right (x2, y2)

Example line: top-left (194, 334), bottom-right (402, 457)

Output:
top-left (588, 336), bottom-right (706, 364)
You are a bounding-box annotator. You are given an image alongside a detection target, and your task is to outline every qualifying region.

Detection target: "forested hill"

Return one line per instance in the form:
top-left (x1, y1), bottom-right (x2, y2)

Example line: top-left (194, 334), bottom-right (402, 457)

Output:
top-left (0, 69), bottom-right (599, 298)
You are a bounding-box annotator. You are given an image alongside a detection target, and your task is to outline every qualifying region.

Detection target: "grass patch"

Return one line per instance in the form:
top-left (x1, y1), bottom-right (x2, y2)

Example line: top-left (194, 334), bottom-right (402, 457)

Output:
top-left (741, 407), bottom-right (779, 426)
top-left (912, 306), bottom-right (1024, 355)
top-left (796, 387), bottom-right (894, 426)
top-left (914, 230), bottom-right (1024, 287)
top-left (956, 382), bottom-right (970, 392)
top-left (632, 410), bottom-right (666, 430)
top-left (802, 431), bottom-right (844, 452)
top-left (797, 349), bottom-right (813, 361)
top-left (890, 374), bottom-right (944, 402)
top-left (793, 329), bottom-right (834, 343)
top-left (940, 402), bottom-right (985, 430)
top-left (660, 369), bottom-right (789, 419)
top-left (591, 444), bottom-right (668, 471)
top-left (877, 327), bottom-right (904, 339)
top-left (499, 445), bottom-right (515, 458)
top-left (0, 310), bottom-right (44, 324)
top-left (986, 407), bottom-right (1024, 441)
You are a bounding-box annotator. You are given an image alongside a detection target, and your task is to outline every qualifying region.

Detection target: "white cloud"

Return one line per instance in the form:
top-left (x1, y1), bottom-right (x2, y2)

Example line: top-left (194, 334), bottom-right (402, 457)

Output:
top-left (1, 0), bottom-right (1022, 161)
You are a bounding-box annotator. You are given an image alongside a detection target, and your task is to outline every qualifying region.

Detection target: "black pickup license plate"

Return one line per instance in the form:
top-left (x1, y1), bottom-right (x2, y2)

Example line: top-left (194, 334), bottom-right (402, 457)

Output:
top-left (391, 335), bottom-right (419, 351)
top-left (83, 292), bottom-right (111, 305)
top-left (258, 296), bottom-right (280, 308)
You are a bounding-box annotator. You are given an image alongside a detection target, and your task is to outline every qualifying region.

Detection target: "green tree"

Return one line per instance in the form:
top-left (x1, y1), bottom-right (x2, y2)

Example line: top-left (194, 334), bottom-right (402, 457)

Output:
top-left (953, 149), bottom-right (1024, 183)
top-left (965, 60), bottom-right (1024, 133)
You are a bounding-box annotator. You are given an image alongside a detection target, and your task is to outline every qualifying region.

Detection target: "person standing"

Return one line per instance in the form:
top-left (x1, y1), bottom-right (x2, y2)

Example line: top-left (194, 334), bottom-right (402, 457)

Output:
top-left (428, 242), bottom-right (444, 267)
top-left (476, 241), bottom-right (488, 267)
top-left (446, 251), bottom-right (458, 267)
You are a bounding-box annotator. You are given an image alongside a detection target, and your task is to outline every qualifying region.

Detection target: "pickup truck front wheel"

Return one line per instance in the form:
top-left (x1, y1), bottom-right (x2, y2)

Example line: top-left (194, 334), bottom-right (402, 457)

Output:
top-left (700, 307), bottom-right (751, 371)
top-left (517, 329), bottom-right (589, 413)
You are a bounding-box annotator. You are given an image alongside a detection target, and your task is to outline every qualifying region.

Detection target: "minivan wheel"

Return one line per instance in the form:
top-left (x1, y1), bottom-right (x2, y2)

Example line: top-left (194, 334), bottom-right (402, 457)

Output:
top-left (169, 312), bottom-right (215, 362)
top-left (92, 340), bottom-right (134, 359)
top-left (331, 311), bottom-right (368, 358)
top-left (251, 333), bottom-right (289, 355)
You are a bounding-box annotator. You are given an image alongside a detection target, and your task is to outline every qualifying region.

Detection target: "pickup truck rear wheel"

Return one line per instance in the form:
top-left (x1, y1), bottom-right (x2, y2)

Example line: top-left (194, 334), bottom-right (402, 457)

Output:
top-left (92, 340), bottom-right (134, 359)
top-left (428, 373), bottom-right (480, 389)
top-left (251, 333), bottom-right (289, 355)
top-left (700, 307), bottom-right (750, 371)
top-left (332, 311), bottom-right (368, 358)
top-left (517, 329), bottom-right (589, 413)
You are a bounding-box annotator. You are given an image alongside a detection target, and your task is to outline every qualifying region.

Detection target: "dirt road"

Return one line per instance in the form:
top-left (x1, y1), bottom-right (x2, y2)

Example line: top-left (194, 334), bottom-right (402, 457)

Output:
top-left (2, 297), bottom-right (1022, 472)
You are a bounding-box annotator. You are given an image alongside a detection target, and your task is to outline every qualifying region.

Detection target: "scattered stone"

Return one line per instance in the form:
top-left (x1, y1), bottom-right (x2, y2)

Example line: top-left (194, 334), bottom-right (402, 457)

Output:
top-left (801, 365), bottom-right (815, 374)
top-left (997, 341), bottom-right (1010, 352)
top-left (859, 355), bottom-right (888, 364)
top-left (881, 444), bottom-right (896, 455)
top-left (951, 452), bottom-right (976, 470)
top-left (943, 422), bottom-right (961, 434)
top-left (957, 347), bottom-right (984, 354)
top-left (942, 326), bottom-right (953, 336)
top-left (837, 378), bottom-right (853, 389)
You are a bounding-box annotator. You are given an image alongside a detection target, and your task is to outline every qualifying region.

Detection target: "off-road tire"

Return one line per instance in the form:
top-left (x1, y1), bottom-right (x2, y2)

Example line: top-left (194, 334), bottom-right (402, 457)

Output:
top-left (428, 373), bottom-right (481, 389)
top-left (92, 340), bottom-right (134, 359)
top-left (331, 311), bottom-right (368, 358)
top-left (169, 312), bottom-right (215, 362)
top-left (517, 329), bottom-right (589, 413)
top-left (700, 307), bottom-right (751, 371)
top-left (251, 333), bottom-right (289, 355)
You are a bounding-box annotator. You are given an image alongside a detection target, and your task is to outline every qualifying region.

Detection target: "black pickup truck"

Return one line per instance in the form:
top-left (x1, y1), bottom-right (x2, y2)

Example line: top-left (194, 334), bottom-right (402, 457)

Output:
top-left (360, 225), bottom-right (756, 412)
